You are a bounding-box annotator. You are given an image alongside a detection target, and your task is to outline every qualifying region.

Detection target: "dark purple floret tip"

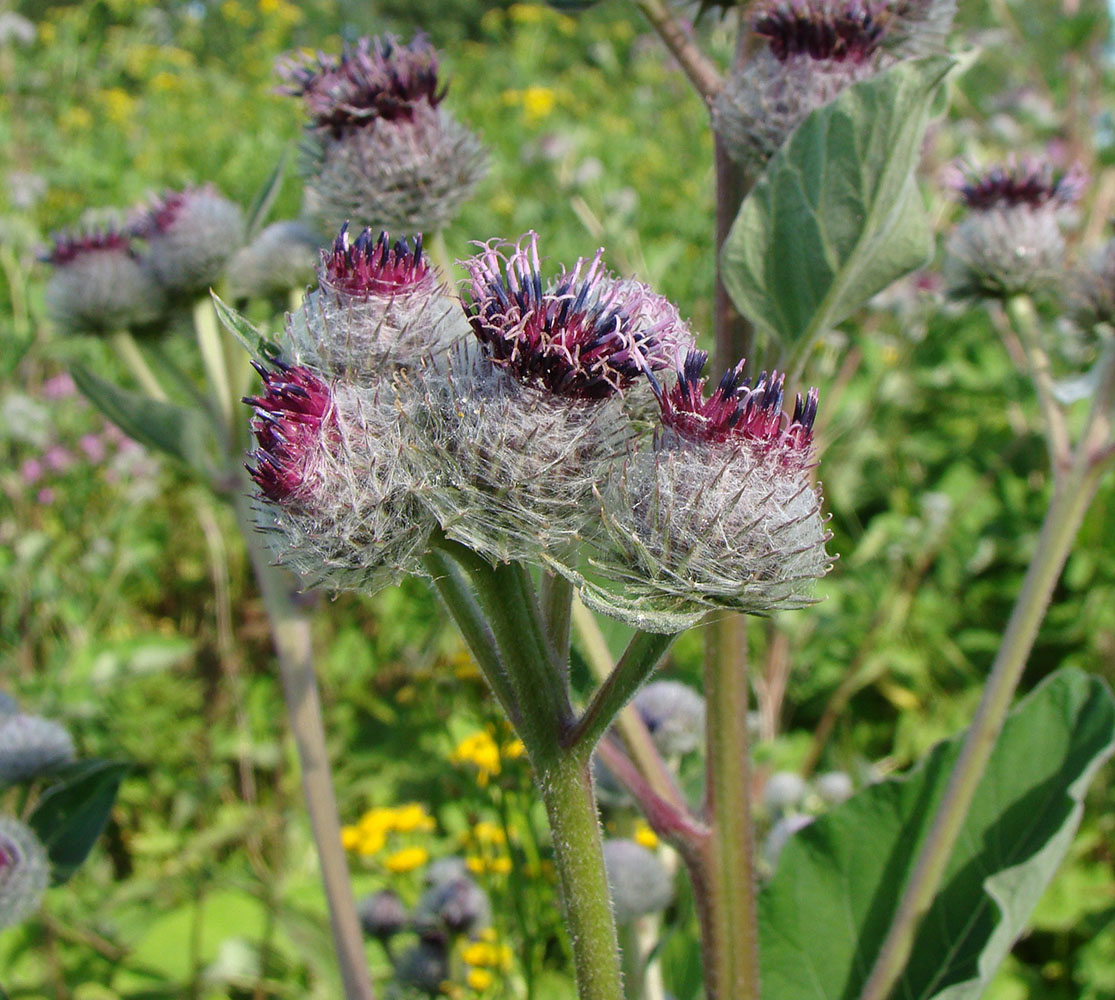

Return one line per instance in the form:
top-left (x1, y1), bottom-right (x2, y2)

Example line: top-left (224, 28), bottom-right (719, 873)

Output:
top-left (321, 224), bottom-right (431, 295)
top-left (952, 159), bottom-right (1086, 211)
top-left (43, 227), bottom-right (134, 265)
top-left (754, 0), bottom-right (888, 63)
top-left (277, 34), bottom-right (444, 135)
top-left (655, 348), bottom-right (818, 460)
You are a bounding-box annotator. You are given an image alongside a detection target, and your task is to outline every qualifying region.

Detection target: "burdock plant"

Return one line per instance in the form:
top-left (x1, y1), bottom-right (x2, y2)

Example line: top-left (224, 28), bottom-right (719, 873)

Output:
top-left (48, 7), bottom-right (1115, 1000)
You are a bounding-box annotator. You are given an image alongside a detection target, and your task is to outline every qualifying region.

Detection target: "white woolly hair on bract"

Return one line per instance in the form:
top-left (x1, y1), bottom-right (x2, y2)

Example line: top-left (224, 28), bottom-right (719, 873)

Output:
top-left (602, 839), bottom-right (675, 924)
top-left (142, 189), bottom-right (246, 296)
top-left (712, 48), bottom-right (885, 174)
top-left (945, 205), bottom-right (1068, 299)
top-left (226, 220), bottom-right (322, 301)
top-left (0, 714), bottom-right (76, 785)
top-left (302, 102), bottom-right (487, 238)
top-left (284, 271), bottom-right (469, 378)
top-left (577, 437), bottom-right (832, 632)
top-left (0, 816), bottom-right (49, 930)
top-left (252, 372), bottom-right (436, 595)
top-left (405, 345), bottom-right (632, 568)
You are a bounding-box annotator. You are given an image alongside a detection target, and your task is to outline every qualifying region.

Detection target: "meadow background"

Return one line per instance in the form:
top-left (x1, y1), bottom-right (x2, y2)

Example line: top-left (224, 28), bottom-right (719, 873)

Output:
top-left (2, 0), bottom-right (1115, 997)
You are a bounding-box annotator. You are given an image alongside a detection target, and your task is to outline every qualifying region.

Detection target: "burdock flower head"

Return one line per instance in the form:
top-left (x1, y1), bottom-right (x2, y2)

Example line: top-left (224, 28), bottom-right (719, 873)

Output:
top-left (713, 0), bottom-right (955, 172)
top-left (280, 34), bottom-right (486, 236)
top-left (43, 221), bottom-right (166, 335)
top-left (411, 233), bottom-right (695, 567)
top-left (0, 714), bottom-right (76, 785)
top-left (582, 348), bottom-right (830, 632)
top-left (285, 225), bottom-right (467, 376)
top-left (1072, 235), bottom-right (1115, 331)
top-left (945, 158), bottom-right (1085, 298)
top-left (226, 219), bottom-right (321, 302)
top-left (0, 816), bottom-right (49, 930)
top-left (131, 184), bottom-right (246, 296)
top-left (245, 358), bottom-right (434, 594)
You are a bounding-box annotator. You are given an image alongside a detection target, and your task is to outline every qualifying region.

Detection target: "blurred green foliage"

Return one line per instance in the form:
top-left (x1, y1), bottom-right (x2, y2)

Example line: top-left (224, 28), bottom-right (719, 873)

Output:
top-left (2, 0), bottom-right (1115, 998)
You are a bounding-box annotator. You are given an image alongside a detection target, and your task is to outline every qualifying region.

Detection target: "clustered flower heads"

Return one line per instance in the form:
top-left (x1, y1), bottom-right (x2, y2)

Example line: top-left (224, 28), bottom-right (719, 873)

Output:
top-left (713, 0), bottom-right (956, 174)
top-left (244, 227), bottom-right (831, 631)
top-left (0, 816), bottom-right (49, 930)
top-left (280, 34), bottom-right (487, 236)
top-left (44, 185), bottom-right (256, 338)
top-left (945, 158), bottom-right (1085, 298)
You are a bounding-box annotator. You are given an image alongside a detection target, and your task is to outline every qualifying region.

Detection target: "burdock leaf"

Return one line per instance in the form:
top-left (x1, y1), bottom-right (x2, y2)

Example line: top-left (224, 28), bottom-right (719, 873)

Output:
top-left (28, 759), bottom-right (129, 885)
top-left (211, 292), bottom-right (283, 362)
top-left (758, 668), bottom-right (1115, 1000)
top-left (71, 364), bottom-right (221, 479)
top-left (721, 55), bottom-right (953, 353)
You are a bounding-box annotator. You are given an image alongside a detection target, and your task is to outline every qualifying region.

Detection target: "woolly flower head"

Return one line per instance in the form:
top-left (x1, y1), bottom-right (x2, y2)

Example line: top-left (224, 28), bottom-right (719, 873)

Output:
top-left (43, 222), bottom-right (165, 335)
top-left (285, 225), bottom-right (467, 375)
top-left (0, 816), bottom-right (49, 930)
top-left (357, 889), bottom-right (410, 940)
top-left (713, 0), bottom-right (955, 172)
top-left (0, 713), bottom-right (76, 785)
top-left (282, 34), bottom-right (486, 237)
top-left (579, 348), bottom-right (830, 632)
top-left (245, 359), bottom-right (434, 594)
top-left (1071, 236), bottom-right (1115, 331)
top-left (413, 874), bottom-right (492, 937)
top-left (462, 232), bottom-right (693, 399)
top-left (631, 680), bottom-right (707, 757)
top-left (601, 839), bottom-right (675, 924)
top-left (408, 234), bottom-right (692, 567)
top-left (945, 158), bottom-right (1085, 298)
top-left (131, 185), bottom-right (246, 296)
top-left (226, 220), bottom-right (321, 301)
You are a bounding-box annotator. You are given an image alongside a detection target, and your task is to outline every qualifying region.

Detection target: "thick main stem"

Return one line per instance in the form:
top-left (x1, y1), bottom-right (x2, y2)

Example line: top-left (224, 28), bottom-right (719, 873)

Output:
top-left (234, 488), bottom-right (374, 1000)
top-left (856, 458), bottom-right (1106, 1000)
top-left (434, 544), bottom-right (623, 1000)
top-left (698, 612), bottom-right (761, 1000)
top-left (540, 754), bottom-right (627, 1000)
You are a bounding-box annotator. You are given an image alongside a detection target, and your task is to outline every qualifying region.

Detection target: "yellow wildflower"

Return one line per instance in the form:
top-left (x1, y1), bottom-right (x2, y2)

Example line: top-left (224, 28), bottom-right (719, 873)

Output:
top-left (472, 822), bottom-right (507, 846)
top-left (392, 802), bottom-right (436, 833)
top-left (467, 967), bottom-right (494, 991)
top-left (509, 3), bottom-right (544, 24)
top-left (634, 822), bottom-right (660, 851)
top-left (466, 855), bottom-right (486, 875)
top-left (521, 86), bottom-right (556, 124)
top-left (340, 826), bottom-right (361, 851)
top-left (60, 106), bottom-right (92, 131)
top-left (358, 828), bottom-right (386, 857)
top-left (488, 856), bottom-right (512, 875)
top-left (99, 88), bottom-right (136, 126)
top-left (451, 731), bottom-right (503, 786)
top-left (503, 739), bottom-right (526, 760)
top-left (384, 846), bottom-right (429, 873)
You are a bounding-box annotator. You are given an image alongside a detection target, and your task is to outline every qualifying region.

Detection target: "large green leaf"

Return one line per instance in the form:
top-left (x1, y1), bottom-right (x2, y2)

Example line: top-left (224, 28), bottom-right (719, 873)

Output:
top-left (28, 759), bottom-right (130, 885)
top-left (71, 364), bottom-right (221, 479)
top-left (759, 668), bottom-right (1115, 1000)
top-left (721, 56), bottom-right (953, 356)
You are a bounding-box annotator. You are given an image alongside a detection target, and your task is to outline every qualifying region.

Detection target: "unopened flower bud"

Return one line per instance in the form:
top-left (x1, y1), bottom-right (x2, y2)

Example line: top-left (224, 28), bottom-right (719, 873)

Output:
top-left (358, 889), bottom-right (410, 940)
top-left (132, 185), bottom-right (245, 295)
top-left (602, 839), bottom-right (674, 923)
top-left (284, 225), bottom-right (467, 375)
top-left (394, 937), bottom-right (450, 996)
top-left (0, 816), bottom-right (49, 929)
top-left (0, 714), bottom-right (76, 785)
top-left (226, 220), bottom-right (321, 301)
top-left (814, 770), bottom-right (854, 805)
top-left (763, 770), bottom-right (807, 812)
top-left (584, 349), bottom-right (830, 632)
top-left (945, 159), bottom-right (1085, 299)
top-left (413, 875), bottom-right (491, 937)
top-left (280, 35), bottom-right (486, 236)
top-left (44, 223), bottom-right (165, 335)
top-left (245, 359), bottom-right (434, 594)
top-left (632, 680), bottom-right (706, 757)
